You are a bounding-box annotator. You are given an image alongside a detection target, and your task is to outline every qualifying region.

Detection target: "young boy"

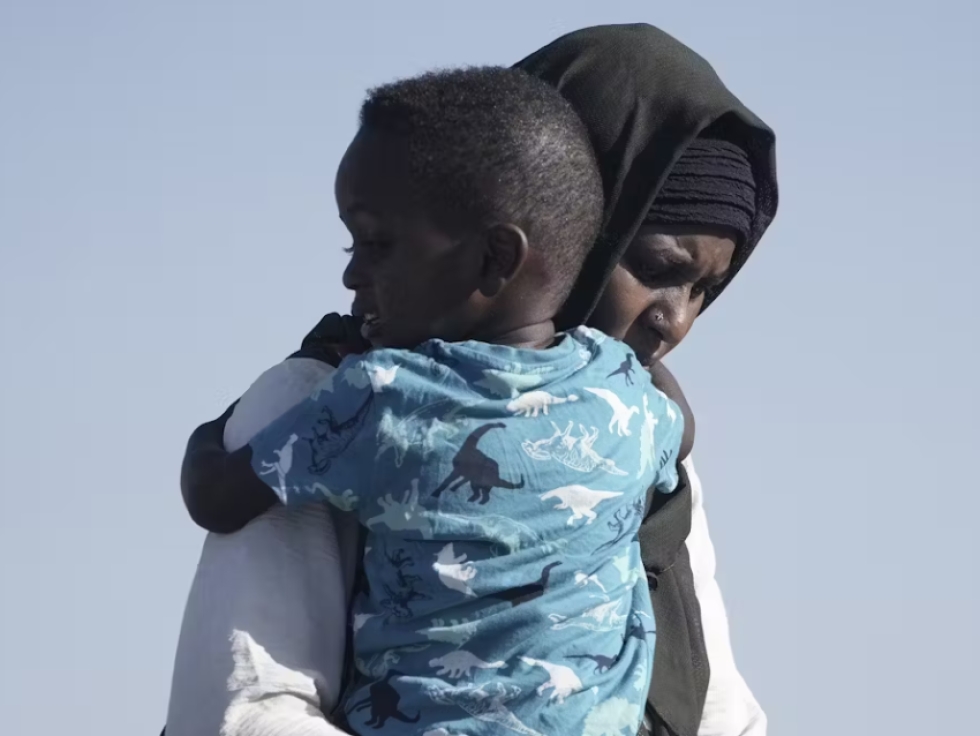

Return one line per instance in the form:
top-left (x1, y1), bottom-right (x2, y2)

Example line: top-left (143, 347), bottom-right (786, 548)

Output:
top-left (190, 66), bottom-right (684, 736)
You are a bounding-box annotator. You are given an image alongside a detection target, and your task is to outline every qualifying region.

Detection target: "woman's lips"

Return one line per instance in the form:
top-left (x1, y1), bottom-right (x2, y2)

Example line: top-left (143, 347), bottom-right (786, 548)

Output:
top-left (626, 329), bottom-right (664, 366)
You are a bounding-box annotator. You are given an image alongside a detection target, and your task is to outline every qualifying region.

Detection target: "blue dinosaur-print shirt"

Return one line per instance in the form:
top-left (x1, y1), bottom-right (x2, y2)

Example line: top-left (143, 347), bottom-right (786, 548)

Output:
top-left (249, 326), bottom-right (683, 736)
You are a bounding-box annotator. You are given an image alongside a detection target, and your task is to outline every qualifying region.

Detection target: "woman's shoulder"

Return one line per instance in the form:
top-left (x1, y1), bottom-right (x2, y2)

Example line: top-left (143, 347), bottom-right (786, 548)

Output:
top-left (646, 361), bottom-right (695, 461)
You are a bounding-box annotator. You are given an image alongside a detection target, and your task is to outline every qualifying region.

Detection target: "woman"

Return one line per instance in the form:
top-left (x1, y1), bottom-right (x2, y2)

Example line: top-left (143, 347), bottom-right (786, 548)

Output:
top-left (516, 25), bottom-right (777, 736)
top-left (165, 23), bottom-right (776, 736)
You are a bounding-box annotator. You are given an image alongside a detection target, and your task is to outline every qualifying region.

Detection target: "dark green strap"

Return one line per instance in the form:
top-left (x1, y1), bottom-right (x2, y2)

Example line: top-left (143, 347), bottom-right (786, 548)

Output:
top-left (639, 466), bottom-right (710, 736)
top-left (330, 523), bottom-right (368, 725)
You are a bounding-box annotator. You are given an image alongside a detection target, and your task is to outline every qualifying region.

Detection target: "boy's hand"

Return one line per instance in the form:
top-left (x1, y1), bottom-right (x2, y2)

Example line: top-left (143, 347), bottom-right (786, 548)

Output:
top-left (294, 313), bottom-right (370, 366)
top-left (180, 402), bottom-right (279, 533)
top-left (646, 361), bottom-right (695, 460)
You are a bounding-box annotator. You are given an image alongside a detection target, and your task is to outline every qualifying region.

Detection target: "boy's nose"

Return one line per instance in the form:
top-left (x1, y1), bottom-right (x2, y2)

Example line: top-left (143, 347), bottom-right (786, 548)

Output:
top-left (342, 251), bottom-right (369, 290)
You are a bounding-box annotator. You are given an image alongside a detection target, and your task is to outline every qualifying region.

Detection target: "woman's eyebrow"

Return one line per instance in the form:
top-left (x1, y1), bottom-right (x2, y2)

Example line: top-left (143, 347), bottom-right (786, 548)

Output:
top-left (654, 246), bottom-right (695, 268)
top-left (635, 234), bottom-right (692, 263)
top-left (706, 269), bottom-right (730, 285)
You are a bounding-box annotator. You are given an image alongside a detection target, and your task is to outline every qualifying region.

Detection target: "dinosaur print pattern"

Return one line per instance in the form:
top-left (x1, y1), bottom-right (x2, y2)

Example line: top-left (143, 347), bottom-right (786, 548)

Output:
top-left (507, 390), bottom-right (579, 417)
top-left (596, 496), bottom-right (646, 553)
top-left (424, 682), bottom-right (547, 736)
top-left (355, 644), bottom-right (431, 682)
top-left (490, 561), bottom-right (560, 607)
top-left (353, 613), bottom-right (379, 634)
top-left (540, 485), bottom-right (623, 526)
top-left (375, 402), bottom-right (461, 468)
top-left (574, 571), bottom-right (608, 594)
top-left (368, 364), bottom-right (399, 392)
top-left (247, 332), bottom-right (681, 736)
top-left (611, 551), bottom-right (645, 588)
top-left (433, 543), bottom-right (478, 597)
top-left (419, 617), bottom-right (484, 649)
top-left (347, 671), bottom-right (420, 729)
top-left (584, 387), bottom-right (639, 437)
top-left (432, 424), bottom-right (525, 504)
top-left (519, 657), bottom-right (584, 704)
top-left (305, 482), bottom-right (358, 510)
top-left (581, 696), bottom-right (643, 736)
top-left (549, 596), bottom-right (632, 633)
top-left (606, 353), bottom-right (636, 385)
top-left (637, 394), bottom-right (659, 479)
top-left (257, 433), bottom-right (299, 498)
top-left (365, 480), bottom-right (434, 538)
top-left (568, 653), bottom-right (617, 674)
top-left (625, 615), bottom-right (656, 643)
top-left (521, 421), bottom-right (628, 476)
top-left (429, 650), bottom-right (506, 679)
top-left (473, 365), bottom-right (551, 398)
top-left (378, 547), bottom-right (430, 620)
top-left (307, 390), bottom-right (374, 475)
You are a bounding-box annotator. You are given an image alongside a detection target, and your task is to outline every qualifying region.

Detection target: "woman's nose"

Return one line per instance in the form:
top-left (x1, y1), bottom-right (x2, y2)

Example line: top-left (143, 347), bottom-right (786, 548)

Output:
top-left (646, 291), bottom-right (695, 345)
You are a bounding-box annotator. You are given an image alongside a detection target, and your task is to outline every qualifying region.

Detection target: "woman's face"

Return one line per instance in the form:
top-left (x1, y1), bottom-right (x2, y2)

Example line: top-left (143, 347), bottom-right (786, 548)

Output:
top-left (589, 224), bottom-right (737, 365)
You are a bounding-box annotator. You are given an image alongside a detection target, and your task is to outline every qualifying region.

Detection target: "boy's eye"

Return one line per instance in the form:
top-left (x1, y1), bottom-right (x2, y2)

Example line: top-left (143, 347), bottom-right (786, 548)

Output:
top-left (344, 239), bottom-right (391, 256)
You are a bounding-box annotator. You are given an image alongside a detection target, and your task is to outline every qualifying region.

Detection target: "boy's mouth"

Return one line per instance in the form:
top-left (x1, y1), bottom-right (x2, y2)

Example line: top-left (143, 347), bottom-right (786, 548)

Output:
top-left (360, 311), bottom-right (383, 340)
top-left (351, 298), bottom-right (382, 340)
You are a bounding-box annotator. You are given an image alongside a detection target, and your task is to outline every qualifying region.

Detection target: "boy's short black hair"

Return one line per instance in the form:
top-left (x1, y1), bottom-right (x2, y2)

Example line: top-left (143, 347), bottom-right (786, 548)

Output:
top-left (360, 66), bottom-right (603, 303)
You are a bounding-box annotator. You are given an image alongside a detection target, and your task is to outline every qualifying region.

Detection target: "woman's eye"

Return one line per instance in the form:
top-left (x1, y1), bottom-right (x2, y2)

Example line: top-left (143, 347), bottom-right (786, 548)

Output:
top-left (630, 260), bottom-right (669, 284)
top-left (691, 276), bottom-right (726, 299)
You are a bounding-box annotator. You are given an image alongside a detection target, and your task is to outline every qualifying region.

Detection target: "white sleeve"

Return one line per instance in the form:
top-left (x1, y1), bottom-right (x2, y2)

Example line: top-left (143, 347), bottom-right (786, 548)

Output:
top-left (222, 357), bottom-right (340, 453)
top-left (166, 505), bottom-right (359, 736)
top-left (167, 359), bottom-right (359, 736)
top-left (682, 457), bottom-right (768, 736)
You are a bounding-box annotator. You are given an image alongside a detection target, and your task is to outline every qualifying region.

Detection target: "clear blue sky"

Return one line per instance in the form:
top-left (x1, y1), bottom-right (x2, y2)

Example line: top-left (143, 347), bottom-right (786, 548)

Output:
top-left (1, 1), bottom-right (977, 734)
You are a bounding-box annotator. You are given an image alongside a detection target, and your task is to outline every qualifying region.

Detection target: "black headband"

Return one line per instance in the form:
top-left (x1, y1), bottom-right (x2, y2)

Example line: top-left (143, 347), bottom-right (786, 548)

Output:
top-left (646, 138), bottom-right (757, 245)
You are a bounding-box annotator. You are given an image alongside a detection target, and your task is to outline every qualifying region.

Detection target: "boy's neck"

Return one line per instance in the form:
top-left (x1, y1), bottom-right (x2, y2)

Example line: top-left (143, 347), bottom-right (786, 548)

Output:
top-left (467, 319), bottom-right (557, 350)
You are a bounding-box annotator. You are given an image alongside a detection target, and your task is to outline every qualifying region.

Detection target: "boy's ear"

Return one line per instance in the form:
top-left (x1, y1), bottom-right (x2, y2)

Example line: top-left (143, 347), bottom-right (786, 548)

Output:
top-left (478, 223), bottom-right (529, 297)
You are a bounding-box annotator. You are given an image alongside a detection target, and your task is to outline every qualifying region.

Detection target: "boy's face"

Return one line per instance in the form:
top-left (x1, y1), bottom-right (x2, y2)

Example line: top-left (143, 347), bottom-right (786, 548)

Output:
top-left (335, 128), bottom-right (485, 349)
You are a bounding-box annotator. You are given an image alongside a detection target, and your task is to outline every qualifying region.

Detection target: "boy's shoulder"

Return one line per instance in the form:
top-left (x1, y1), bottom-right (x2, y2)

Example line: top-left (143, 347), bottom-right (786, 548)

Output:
top-left (329, 345), bottom-right (474, 414)
top-left (329, 330), bottom-right (648, 406)
top-left (566, 326), bottom-right (683, 431)
top-left (568, 326), bottom-right (643, 381)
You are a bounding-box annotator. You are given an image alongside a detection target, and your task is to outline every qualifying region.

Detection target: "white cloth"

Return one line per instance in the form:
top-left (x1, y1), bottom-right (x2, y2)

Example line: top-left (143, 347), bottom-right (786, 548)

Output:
top-left (684, 457), bottom-right (767, 736)
top-left (165, 360), bottom-right (765, 736)
top-left (165, 359), bottom-right (359, 736)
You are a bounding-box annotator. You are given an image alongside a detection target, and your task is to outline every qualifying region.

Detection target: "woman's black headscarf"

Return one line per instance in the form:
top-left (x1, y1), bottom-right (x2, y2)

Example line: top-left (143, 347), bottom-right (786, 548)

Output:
top-left (515, 23), bottom-right (778, 328)
top-left (518, 25), bottom-right (778, 736)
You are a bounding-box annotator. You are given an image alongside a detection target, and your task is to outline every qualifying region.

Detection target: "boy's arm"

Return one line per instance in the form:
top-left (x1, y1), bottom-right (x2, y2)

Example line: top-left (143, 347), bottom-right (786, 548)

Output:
top-left (180, 403), bottom-right (280, 534)
top-left (180, 314), bottom-right (367, 533)
top-left (647, 360), bottom-right (694, 461)
top-left (247, 357), bottom-right (377, 513)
